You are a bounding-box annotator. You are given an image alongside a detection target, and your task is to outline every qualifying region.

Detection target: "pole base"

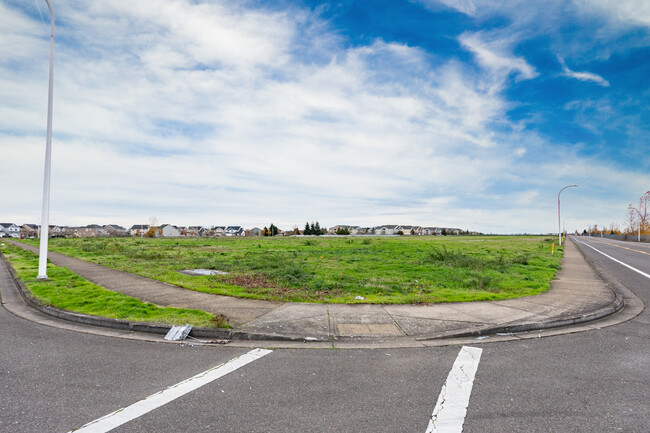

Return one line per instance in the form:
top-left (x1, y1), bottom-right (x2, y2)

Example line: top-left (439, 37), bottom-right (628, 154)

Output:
top-left (36, 275), bottom-right (49, 281)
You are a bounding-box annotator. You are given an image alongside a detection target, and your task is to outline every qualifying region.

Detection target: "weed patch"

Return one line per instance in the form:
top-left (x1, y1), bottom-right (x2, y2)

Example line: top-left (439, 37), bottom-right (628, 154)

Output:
top-left (19, 235), bottom-right (563, 304)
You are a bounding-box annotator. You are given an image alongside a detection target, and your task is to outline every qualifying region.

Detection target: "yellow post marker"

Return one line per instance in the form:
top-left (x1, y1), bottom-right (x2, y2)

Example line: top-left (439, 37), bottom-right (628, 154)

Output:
top-left (552, 243), bottom-right (555, 254)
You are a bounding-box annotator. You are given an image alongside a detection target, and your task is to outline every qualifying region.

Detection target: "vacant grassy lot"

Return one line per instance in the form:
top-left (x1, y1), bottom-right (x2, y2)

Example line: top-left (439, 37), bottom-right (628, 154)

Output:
top-left (22, 235), bottom-right (563, 304)
top-left (0, 242), bottom-right (228, 328)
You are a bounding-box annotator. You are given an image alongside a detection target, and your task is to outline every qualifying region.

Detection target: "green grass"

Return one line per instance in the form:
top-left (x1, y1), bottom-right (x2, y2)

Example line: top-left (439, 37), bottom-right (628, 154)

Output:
top-left (0, 242), bottom-right (228, 328)
top-left (19, 235), bottom-right (564, 304)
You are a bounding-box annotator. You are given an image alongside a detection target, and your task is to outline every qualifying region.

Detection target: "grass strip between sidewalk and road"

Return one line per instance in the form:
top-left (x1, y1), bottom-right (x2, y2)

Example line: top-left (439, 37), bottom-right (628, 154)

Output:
top-left (0, 242), bottom-right (229, 328)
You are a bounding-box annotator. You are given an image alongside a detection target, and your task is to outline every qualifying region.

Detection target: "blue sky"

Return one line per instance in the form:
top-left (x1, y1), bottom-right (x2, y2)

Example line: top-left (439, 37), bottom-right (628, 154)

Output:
top-left (1, 0), bottom-right (648, 233)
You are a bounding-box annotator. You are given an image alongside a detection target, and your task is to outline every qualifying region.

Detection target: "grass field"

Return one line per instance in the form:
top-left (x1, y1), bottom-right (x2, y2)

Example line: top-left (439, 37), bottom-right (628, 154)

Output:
top-left (21, 235), bottom-right (563, 304)
top-left (0, 242), bottom-right (228, 328)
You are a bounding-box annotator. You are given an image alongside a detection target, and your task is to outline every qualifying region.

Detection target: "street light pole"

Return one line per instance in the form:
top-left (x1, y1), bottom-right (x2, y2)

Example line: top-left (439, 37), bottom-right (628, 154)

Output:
top-left (37, 0), bottom-right (55, 281)
top-left (633, 210), bottom-right (642, 242)
top-left (558, 185), bottom-right (577, 247)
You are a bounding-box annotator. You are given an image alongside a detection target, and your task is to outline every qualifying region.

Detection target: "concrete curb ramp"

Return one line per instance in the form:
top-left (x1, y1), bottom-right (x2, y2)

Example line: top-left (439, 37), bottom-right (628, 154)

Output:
top-left (0, 238), bottom-right (639, 347)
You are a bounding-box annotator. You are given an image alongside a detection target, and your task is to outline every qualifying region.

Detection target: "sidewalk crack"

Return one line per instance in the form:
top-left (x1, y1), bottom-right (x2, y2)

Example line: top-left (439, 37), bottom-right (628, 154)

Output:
top-left (326, 304), bottom-right (335, 348)
top-left (382, 305), bottom-right (408, 336)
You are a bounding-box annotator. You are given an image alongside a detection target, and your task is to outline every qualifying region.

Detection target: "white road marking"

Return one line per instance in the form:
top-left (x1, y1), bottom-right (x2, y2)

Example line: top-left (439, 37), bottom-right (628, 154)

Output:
top-left (70, 348), bottom-right (272, 433)
top-left (426, 346), bottom-right (483, 433)
top-left (574, 239), bottom-right (650, 280)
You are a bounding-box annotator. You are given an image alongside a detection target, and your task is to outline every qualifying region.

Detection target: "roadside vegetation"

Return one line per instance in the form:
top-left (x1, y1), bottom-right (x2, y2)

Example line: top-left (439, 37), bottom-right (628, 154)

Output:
top-left (0, 242), bottom-right (228, 328)
top-left (20, 235), bottom-right (563, 304)
top-left (586, 190), bottom-right (649, 236)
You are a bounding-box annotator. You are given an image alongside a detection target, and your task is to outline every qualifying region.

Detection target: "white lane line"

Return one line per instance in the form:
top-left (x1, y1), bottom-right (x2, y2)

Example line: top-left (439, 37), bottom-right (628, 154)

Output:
top-left (426, 346), bottom-right (482, 433)
top-left (574, 239), bottom-right (650, 280)
top-left (70, 348), bottom-right (272, 433)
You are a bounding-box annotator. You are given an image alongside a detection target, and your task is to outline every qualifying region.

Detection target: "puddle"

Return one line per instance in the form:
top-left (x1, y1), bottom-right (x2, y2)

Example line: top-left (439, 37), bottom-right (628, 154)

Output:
top-left (178, 269), bottom-right (229, 276)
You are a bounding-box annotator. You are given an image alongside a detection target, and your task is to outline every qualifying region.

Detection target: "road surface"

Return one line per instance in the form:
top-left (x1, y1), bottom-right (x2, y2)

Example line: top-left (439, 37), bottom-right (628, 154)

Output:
top-left (1, 236), bottom-right (647, 432)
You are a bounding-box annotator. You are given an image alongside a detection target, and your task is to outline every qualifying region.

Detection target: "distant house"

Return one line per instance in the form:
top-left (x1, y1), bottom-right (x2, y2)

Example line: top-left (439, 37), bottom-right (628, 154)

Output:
top-left (421, 227), bottom-right (442, 236)
top-left (21, 224), bottom-right (40, 238)
top-left (104, 224), bottom-right (127, 237)
top-left (129, 225), bottom-right (150, 237)
top-left (397, 225), bottom-right (421, 235)
top-left (159, 224), bottom-right (181, 237)
top-left (250, 227), bottom-right (262, 236)
top-left (329, 225), bottom-right (362, 235)
top-left (0, 223), bottom-right (22, 238)
top-left (225, 226), bottom-right (244, 236)
top-left (185, 226), bottom-right (203, 237)
top-left (76, 224), bottom-right (106, 237)
top-left (213, 226), bottom-right (226, 236)
top-left (51, 226), bottom-right (73, 237)
top-left (375, 225), bottom-right (398, 235)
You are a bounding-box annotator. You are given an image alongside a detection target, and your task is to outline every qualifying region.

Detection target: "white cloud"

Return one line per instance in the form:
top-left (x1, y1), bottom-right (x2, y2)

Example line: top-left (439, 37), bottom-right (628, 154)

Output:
top-left (459, 32), bottom-right (538, 81)
top-left (558, 57), bottom-right (610, 87)
top-left (574, 0), bottom-right (650, 27)
top-left (0, 0), bottom-right (641, 234)
top-left (427, 0), bottom-right (477, 16)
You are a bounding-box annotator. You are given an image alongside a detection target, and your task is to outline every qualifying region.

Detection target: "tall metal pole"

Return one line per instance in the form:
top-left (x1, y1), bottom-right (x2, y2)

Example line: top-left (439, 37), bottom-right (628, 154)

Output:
top-left (558, 185), bottom-right (577, 246)
top-left (37, 0), bottom-right (55, 281)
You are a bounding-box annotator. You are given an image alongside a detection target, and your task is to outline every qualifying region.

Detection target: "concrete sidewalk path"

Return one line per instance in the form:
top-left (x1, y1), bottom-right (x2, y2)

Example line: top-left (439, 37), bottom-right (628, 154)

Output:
top-left (3, 238), bottom-right (625, 344)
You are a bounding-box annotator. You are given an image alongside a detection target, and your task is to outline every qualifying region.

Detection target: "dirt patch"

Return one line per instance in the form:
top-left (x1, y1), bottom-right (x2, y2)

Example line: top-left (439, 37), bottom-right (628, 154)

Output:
top-left (223, 274), bottom-right (337, 301)
top-left (224, 274), bottom-right (276, 289)
top-left (210, 314), bottom-right (230, 328)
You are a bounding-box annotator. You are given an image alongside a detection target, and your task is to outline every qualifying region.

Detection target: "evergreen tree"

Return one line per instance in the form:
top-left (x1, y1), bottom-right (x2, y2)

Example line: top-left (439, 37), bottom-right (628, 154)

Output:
top-left (304, 222), bottom-right (311, 235)
top-left (314, 221), bottom-right (321, 236)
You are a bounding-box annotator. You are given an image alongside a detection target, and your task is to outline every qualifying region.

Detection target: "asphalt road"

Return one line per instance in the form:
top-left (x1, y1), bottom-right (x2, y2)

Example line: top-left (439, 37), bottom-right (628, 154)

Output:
top-left (1, 236), bottom-right (648, 432)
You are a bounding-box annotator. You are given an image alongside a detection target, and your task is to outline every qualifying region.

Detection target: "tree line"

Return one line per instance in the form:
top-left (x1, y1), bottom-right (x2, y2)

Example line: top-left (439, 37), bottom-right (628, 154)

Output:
top-left (303, 221), bottom-right (326, 236)
top-left (584, 191), bottom-right (649, 235)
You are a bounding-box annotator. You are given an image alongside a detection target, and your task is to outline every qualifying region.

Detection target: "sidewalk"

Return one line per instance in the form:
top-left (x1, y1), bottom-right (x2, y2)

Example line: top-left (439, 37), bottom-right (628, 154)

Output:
top-left (1, 239), bottom-right (625, 345)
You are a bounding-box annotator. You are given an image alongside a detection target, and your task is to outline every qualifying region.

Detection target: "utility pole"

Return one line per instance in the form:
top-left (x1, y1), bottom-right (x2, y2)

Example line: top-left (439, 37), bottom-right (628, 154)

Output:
top-left (37, 0), bottom-right (55, 281)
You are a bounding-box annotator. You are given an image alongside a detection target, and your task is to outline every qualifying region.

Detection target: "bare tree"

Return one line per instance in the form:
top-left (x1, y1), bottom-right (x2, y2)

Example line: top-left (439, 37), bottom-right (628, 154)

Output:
top-left (145, 215), bottom-right (159, 238)
top-left (628, 191), bottom-right (650, 235)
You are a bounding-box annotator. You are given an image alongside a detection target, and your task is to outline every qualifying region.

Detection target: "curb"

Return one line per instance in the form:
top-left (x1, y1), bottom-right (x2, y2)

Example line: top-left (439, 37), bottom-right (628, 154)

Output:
top-left (0, 253), bottom-right (326, 343)
top-left (415, 292), bottom-right (624, 341)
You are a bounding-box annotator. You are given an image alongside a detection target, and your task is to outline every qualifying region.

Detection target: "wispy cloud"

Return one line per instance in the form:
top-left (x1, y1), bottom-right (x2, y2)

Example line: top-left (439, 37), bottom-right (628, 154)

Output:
top-left (0, 1), bottom-right (526, 227)
top-left (0, 0), bottom-right (646, 234)
top-left (459, 31), bottom-right (538, 81)
top-left (431, 0), bottom-right (478, 16)
top-left (574, 0), bottom-right (650, 27)
top-left (558, 57), bottom-right (610, 87)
